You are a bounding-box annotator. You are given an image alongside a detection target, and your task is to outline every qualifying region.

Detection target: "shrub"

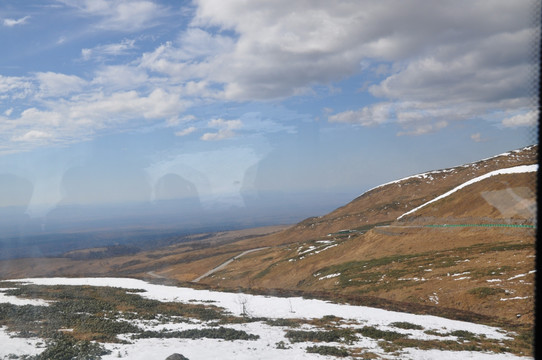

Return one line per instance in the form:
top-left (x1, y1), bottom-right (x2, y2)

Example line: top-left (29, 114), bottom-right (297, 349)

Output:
top-left (134, 327), bottom-right (259, 341)
top-left (30, 332), bottom-right (110, 360)
top-left (306, 345), bottom-right (349, 357)
top-left (285, 329), bottom-right (356, 344)
top-left (358, 326), bottom-right (406, 341)
top-left (390, 321), bottom-right (423, 330)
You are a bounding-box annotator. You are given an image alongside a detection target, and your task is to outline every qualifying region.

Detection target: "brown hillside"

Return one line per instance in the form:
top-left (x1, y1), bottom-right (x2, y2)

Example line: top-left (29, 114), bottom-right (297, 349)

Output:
top-left (246, 145), bottom-right (537, 247)
top-left (1, 145), bottom-right (536, 330)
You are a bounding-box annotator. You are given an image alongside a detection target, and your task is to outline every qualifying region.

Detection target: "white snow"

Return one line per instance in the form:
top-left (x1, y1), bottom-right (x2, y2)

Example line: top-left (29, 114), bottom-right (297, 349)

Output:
top-left (0, 288), bottom-right (51, 306)
top-left (318, 273), bottom-right (341, 280)
top-left (500, 296), bottom-right (530, 302)
top-left (451, 272), bottom-right (470, 277)
top-left (3, 277), bottom-right (533, 360)
top-left (508, 273), bottom-right (528, 280)
top-left (397, 164), bottom-right (538, 220)
top-left (0, 326), bottom-right (45, 358)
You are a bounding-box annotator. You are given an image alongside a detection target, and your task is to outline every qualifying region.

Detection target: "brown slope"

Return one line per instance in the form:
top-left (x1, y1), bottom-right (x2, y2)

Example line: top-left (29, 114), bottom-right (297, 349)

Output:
top-left (398, 171), bottom-right (536, 224)
top-left (193, 147), bottom-right (537, 325)
top-left (240, 144), bottom-right (537, 247)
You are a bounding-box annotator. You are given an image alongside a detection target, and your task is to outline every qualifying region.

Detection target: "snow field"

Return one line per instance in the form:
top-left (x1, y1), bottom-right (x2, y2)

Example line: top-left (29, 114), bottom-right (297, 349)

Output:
top-left (2, 277), bottom-right (533, 360)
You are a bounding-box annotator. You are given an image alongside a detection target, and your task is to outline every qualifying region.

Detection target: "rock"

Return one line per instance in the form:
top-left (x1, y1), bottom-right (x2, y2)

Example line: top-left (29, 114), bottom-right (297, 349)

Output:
top-left (165, 354), bottom-right (189, 360)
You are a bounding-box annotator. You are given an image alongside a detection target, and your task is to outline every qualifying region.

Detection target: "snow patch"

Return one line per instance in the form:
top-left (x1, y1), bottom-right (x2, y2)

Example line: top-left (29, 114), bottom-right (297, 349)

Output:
top-left (318, 273), bottom-right (341, 280)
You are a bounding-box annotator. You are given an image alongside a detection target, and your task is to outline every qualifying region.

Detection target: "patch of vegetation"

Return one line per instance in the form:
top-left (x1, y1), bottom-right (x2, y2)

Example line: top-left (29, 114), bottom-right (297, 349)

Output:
top-left (265, 318), bottom-right (301, 328)
top-left (386, 338), bottom-right (483, 352)
top-left (390, 321), bottom-right (423, 330)
top-left (308, 240), bottom-right (534, 298)
top-left (488, 243), bottom-right (533, 252)
top-left (285, 329), bottom-right (357, 344)
top-left (306, 345), bottom-right (349, 357)
top-left (275, 340), bottom-right (290, 349)
top-left (353, 221), bottom-right (392, 232)
top-left (134, 326), bottom-right (259, 341)
top-left (423, 329), bottom-right (447, 337)
top-left (468, 287), bottom-right (506, 298)
top-left (358, 326), bottom-right (406, 341)
top-left (28, 332), bottom-right (111, 360)
top-left (390, 328), bottom-right (534, 356)
top-left (0, 283), bottom-right (230, 343)
top-left (468, 266), bottom-right (512, 279)
top-left (449, 330), bottom-right (479, 341)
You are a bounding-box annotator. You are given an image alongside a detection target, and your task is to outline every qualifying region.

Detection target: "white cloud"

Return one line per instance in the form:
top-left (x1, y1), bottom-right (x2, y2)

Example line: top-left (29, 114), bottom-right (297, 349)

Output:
top-left (0, 1), bottom-right (537, 154)
top-left (175, 127), bottom-right (197, 136)
top-left (3, 16), bottom-right (30, 27)
top-left (59, 0), bottom-right (166, 32)
top-left (35, 72), bottom-right (87, 98)
top-left (0, 75), bottom-right (33, 99)
top-left (12, 130), bottom-right (52, 142)
top-left (201, 118), bottom-right (242, 141)
top-left (470, 133), bottom-right (485, 142)
top-left (1, 87), bottom-right (190, 151)
top-left (502, 110), bottom-right (538, 127)
top-left (397, 120), bottom-right (448, 136)
top-left (81, 39), bottom-right (137, 61)
top-left (183, 0), bottom-right (538, 133)
top-left (328, 103), bottom-right (392, 127)
top-left (91, 65), bottom-right (148, 90)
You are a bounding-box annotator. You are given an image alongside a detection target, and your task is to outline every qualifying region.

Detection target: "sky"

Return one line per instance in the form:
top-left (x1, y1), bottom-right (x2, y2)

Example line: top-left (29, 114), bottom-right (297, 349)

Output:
top-left (0, 0), bottom-right (538, 229)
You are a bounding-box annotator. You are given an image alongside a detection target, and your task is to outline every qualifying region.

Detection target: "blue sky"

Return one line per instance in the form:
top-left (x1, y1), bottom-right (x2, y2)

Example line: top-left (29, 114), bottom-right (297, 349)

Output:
top-left (0, 0), bottom-right (538, 224)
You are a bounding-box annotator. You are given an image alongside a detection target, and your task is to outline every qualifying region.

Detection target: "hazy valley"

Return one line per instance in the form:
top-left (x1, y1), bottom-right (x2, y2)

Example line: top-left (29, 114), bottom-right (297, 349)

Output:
top-left (0, 145), bottom-right (537, 359)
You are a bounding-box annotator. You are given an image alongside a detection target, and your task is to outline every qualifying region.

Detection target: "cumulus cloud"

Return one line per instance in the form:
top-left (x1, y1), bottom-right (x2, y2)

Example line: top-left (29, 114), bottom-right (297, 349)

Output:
top-left (502, 110), bottom-right (538, 127)
top-left (3, 16), bottom-right (30, 27)
top-left (0, 1), bottom-right (537, 153)
top-left (201, 118), bottom-right (242, 141)
top-left (181, 0), bottom-right (537, 133)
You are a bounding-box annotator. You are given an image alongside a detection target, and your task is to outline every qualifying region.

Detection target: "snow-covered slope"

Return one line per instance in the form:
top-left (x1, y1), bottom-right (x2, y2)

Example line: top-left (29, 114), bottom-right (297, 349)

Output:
top-left (2, 277), bottom-right (532, 360)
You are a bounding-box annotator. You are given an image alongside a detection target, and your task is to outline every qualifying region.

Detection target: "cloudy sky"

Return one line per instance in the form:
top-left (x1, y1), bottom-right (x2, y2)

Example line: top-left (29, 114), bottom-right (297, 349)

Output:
top-left (0, 0), bottom-right (538, 220)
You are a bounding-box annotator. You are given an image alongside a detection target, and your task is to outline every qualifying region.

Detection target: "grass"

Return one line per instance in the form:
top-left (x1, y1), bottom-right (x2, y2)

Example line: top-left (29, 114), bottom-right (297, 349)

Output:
top-left (309, 241), bottom-right (533, 295)
top-left (468, 287), bottom-right (506, 298)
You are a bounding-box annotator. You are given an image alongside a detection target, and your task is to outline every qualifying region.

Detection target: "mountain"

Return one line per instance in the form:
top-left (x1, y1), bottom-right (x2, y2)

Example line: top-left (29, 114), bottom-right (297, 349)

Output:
top-left (1, 145), bottom-right (537, 328)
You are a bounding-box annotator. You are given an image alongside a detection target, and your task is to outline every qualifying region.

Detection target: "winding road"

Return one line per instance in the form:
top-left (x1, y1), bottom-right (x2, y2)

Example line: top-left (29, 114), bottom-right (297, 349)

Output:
top-left (192, 247), bottom-right (270, 282)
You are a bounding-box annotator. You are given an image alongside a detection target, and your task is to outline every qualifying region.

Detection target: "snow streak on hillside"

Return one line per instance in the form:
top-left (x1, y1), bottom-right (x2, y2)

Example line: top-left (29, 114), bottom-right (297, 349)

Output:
top-left (397, 165), bottom-right (538, 220)
top-left (361, 145), bottom-right (536, 198)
